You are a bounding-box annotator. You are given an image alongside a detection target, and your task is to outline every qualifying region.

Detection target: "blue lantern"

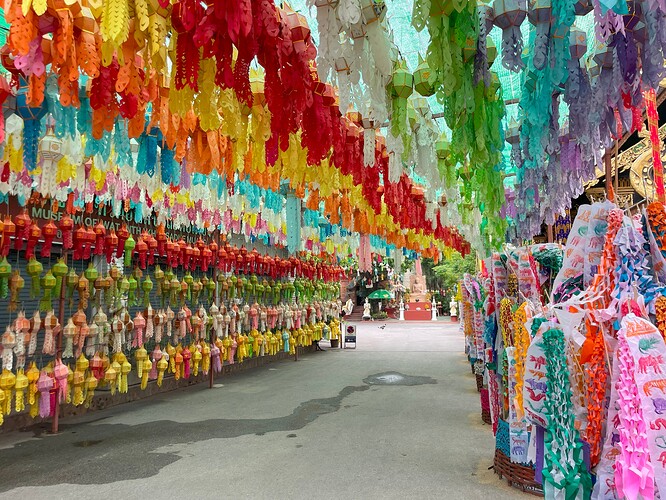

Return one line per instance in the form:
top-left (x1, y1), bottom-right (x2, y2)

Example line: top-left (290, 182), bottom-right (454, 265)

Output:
top-left (16, 78), bottom-right (47, 172)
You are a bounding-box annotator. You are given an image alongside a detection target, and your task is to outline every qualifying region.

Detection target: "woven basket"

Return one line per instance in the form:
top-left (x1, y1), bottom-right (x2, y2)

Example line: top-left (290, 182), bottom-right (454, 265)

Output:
top-left (493, 448), bottom-right (543, 496)
top-left (475, 373), bottom-right (483, 392)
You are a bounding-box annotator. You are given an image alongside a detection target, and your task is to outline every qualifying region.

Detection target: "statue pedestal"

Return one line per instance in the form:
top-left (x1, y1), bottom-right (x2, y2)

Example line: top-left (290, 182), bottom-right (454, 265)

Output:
top-left (403, 301), bottom-right (431, 321)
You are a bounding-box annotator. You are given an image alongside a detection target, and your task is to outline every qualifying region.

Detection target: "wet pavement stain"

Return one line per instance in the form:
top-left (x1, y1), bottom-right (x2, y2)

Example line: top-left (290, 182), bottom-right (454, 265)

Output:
top-left (363, 372), bottom-right (437, 387)
top-left (73, 439), bottom-right (103, 448)
top-left (0, 373), bottom-right (436, 492)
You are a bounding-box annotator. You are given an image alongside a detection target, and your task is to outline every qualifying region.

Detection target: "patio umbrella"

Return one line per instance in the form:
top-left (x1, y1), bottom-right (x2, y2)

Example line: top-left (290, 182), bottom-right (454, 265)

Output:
top-left (367, 289), bottom-right (392, 300)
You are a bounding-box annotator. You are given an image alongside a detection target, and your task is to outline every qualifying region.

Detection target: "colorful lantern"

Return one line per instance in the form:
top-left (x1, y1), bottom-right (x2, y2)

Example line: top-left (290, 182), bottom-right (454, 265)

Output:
top-left (413, 54), bottom-right (436, 97)
top-left (16, 78), bottom-right (48, 172)
top-left (527, 0), bottom-right (552, 70)
top-left (493, 0), bottom-right (527, 72)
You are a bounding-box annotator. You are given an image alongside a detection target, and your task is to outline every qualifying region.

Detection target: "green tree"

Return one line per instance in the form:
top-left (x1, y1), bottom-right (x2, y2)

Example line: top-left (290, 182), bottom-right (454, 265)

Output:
top-left (432, 252), bottom-right (477, 313)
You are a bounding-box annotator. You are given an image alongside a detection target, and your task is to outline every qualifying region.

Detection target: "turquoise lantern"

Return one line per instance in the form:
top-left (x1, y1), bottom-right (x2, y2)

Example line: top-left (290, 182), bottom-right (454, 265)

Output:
top-left (16, 77), bottom-right (48, 172)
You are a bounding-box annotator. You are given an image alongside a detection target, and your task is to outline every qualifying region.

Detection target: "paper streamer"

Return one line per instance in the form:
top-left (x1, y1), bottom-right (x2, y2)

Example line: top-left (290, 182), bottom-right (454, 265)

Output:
top-left (620, 314), bottom-right (666, 497)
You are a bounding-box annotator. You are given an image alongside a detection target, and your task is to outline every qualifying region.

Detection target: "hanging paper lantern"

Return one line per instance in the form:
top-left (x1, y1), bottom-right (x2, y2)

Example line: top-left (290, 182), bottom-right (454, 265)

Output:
top-left (493, 0), bottom-right (527, 72)
top-left (16, 78), bottom-right (47, 172)
top-left (360, 0), bottom-right (387, 24)
top-left (568, 26), bottom-right (587, 62)
top-left (388, 60), bottom-right (413, 137)
top-left (506, 117), bottom-right (523, 168)
top-left (282, 4), bottom-right (315, 57)
top-left (573, 0), bottom-right (592, 15)
top-left (487, 38), bottom-right (498, 66)
top-left (39, 126), bottom-right (64, 171)
top-left (413, 54), bottom-right (436, 97)
top-left (528, 0), bottom-right (552, 70)
top-left (429, 0), bottom-right (455, 16)
top-left (593, 41), bottom-right (614, 68)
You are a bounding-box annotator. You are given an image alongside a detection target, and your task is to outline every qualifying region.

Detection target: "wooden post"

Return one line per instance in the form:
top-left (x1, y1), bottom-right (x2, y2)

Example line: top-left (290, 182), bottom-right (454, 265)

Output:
top-left (614, 140), bottom-right (619, 196)
top-left (210, 229), bottom-right (220, 389)
top-left (547, 225), bottom-right (554, 244)
top-left (52, 250), bottom-right (67, 434)
top-left (604, 152), bottom-right (615, 202)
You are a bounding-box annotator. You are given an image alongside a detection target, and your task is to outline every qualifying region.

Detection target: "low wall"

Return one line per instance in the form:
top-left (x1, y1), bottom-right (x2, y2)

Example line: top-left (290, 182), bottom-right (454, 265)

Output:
top-left (2, 346), bottom-right (314, 433)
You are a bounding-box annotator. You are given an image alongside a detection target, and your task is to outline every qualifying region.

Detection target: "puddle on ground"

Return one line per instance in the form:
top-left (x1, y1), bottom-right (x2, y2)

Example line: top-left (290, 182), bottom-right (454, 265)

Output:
top-left (0, 371), bottom-right (436, 492)
top-left (363, 372), bottom-right (437, 386)
top-left (73, 439), bottom-right (103, 448)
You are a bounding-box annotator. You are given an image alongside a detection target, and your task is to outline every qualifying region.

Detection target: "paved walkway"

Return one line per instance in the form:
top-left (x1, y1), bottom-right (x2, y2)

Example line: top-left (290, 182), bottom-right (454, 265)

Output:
top-left (0, 321), bottom-right (523, 499)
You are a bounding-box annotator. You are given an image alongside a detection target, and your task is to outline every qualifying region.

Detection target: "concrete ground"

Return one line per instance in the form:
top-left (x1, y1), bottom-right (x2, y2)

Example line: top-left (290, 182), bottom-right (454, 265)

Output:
top-left (0, 320), bottom-right (523, 499)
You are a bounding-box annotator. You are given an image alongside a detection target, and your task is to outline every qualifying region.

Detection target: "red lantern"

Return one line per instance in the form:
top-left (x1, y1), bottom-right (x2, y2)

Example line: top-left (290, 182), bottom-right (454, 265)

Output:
top-left (84, 226), bottom-right (96, 260)
top-left (217, 246), bottom-right (227, 271)
top-left (105, 229), bottom-right (118, 263)
top-left (73, 225), bottom-right (87, 260)
top-left (236, 249), bottom-right (244, 275)
top-left (156, 224), bottom-right (167, 257)
top-left (1, 215), bottom-right (15, 257)
top-left (116, 224), bottom-right (130, 259)
top-left (177, 238), bottom-right (187, 267)
top-left (190, 245), bottom-right (200, 271)
top-left (59, 214), bottom-right (74, 250)
top-left (25, 222), bottom-right (41, 259)
top-left (135, 237), bottom-right (148, 269)
top-left (249, 248), bottom-right (258, 274)
top-left (256, 253), bottom-right (265, 275)
top-left (93, 222), bottom-right (106, 256)
top-left (14, 209), bottom-right (31, 252)
top-left (201, 245), bottom-right (212, 272)
top-left (41, 221), bottom-right (58, 258)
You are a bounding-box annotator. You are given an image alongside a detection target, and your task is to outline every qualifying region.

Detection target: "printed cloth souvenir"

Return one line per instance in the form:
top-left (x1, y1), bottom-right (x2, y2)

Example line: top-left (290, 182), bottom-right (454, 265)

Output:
top-left (617, 314), bottom-right (666, 497)
top-left (506, 347), bottom-right (530, 464)
top-left (523, 321), bottom-right (548, 428)
top-left (552, 201), bottom-right (614, 298)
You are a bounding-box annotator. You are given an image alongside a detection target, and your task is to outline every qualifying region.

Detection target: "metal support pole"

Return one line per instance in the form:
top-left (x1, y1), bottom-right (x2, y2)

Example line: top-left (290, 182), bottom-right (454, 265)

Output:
top-left (52, 251), bottom-right (67, 434)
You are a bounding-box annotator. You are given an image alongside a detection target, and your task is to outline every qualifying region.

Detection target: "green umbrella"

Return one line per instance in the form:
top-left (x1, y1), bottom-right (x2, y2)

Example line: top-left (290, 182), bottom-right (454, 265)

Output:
top-left (367, 289), bottom-right (392, 300)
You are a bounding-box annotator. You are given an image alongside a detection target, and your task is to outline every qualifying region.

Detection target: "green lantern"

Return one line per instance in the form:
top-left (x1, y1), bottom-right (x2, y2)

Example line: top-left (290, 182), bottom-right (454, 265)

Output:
top-left (273, 282), bottom-right (282, 305)
top-left (206, 277), bottom-right (216, 303)
top-left (128, 274), bottom-right (138, 306)
top-left (170, 275), bottom-right (180, 306)
top-left (40, 269), bottom-right (57, 311)
top-left (192, 279), bottom-right (202, 305)
top-left (184, 272), bottom-right (194, 301)
top-left (124, 234), bottom-right (136, 268)
top-left (26, 257), bottom-right (43, 299)
top-left (390, 60), bottom-right (414, 99)
top-left (52, 258), bottom-right (68, 298)
top-left (413, 54), bottom-right (436, 97)
top-left (142, 275), bottom-right (153, 306)
top-left (430, 0), bottom-right (455, 16)
top-left (84, 262), bottom-right (99, 283)
top-left (0, 257), bottom-right (11, 299)
top-left (487, 37), bottom-right (498, 66)
top-left (66, 268), bottom-right (79, 304)
top-left (463, 35), bottom-right (477, 62)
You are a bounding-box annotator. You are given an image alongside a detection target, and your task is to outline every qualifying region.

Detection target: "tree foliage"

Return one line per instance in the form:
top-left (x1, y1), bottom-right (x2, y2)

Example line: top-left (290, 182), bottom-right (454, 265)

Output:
top-left (432, 252), bottom-right (477, 295)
